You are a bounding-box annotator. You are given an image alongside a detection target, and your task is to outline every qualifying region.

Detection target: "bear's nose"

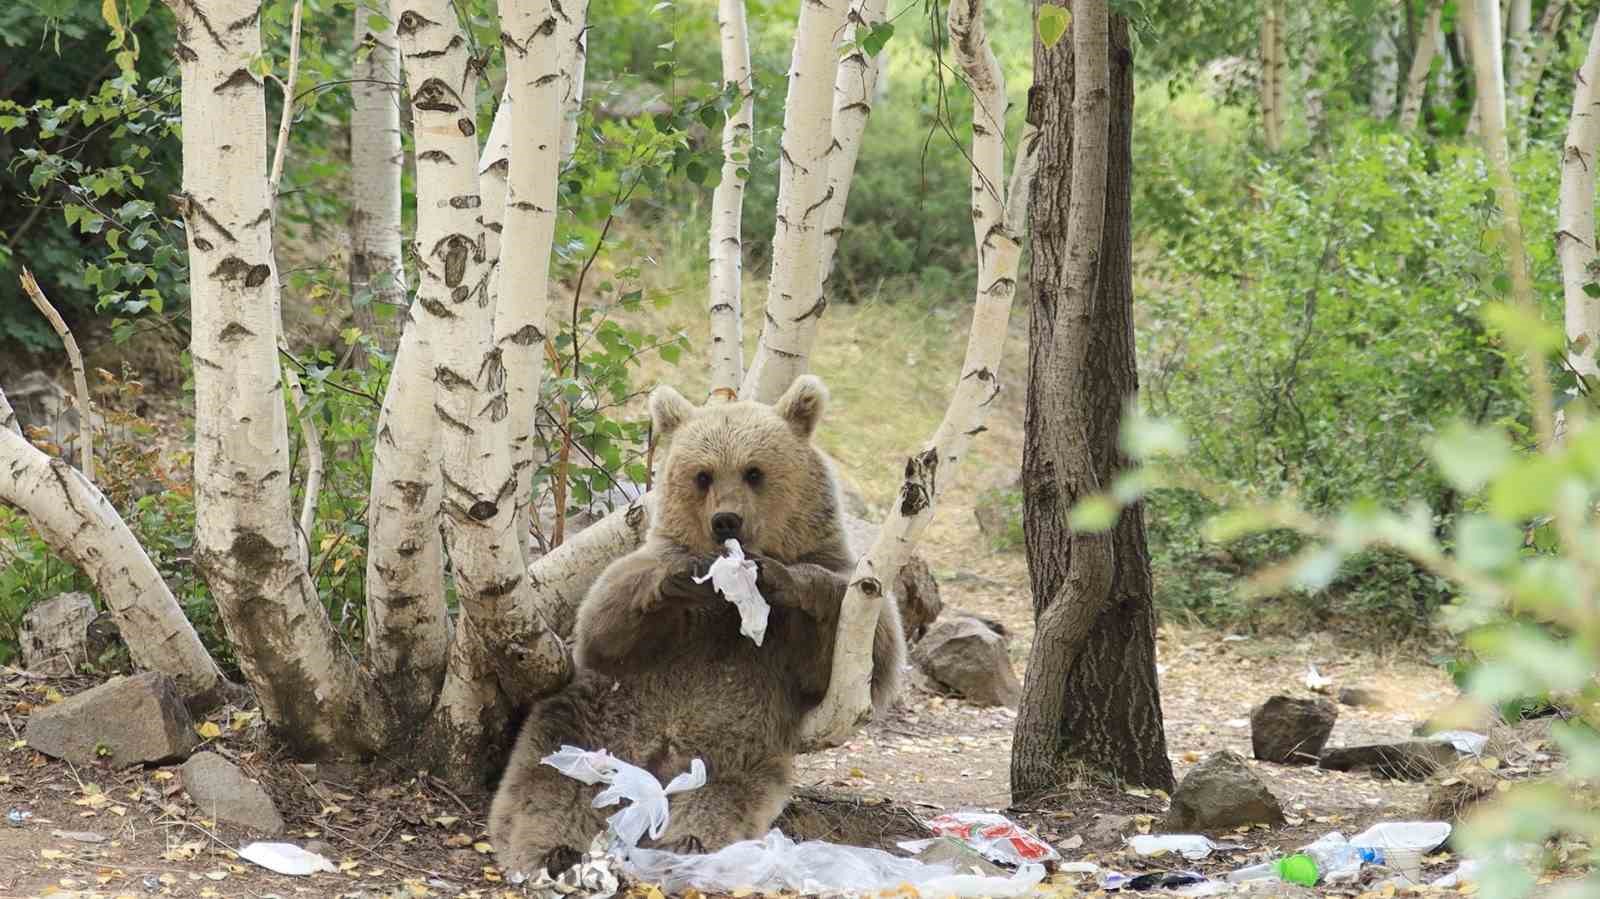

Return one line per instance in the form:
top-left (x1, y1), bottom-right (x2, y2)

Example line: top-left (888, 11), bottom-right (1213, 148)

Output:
top-left (711, 512), bottom-right (743, 542)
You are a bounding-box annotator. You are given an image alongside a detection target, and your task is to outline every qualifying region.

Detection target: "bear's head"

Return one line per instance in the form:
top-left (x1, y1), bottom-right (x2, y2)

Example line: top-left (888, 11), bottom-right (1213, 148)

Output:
top-left (648, 376), bottom-right (840, 558)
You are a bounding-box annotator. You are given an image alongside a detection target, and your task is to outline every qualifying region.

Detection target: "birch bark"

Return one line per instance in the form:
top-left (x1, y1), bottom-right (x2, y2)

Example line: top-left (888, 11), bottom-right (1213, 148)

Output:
top-left (706, 0), bottom-right (755, 397)
top-left (1260, 1), bottom-right (1285, 152)
top-left (1559, 13), bottom-right (1600, 380)
top-left (350, 0), bottom-right (406, 356)
top-left (1371, 6), bottom-right (1400, 120)
top-left (816, 0), bottom-right (891, 288)
top-left (558, 0), bottom-right (590, 162)
top-left (740, 0), bottom-right (851, 403)
top-left (801, 0), bottom-right (1039, 746)
top-left (167, 0), bottom-right (381, 754)
top-left (1399, 0), bottom-right (1447, 131)
top-left (0, 407), bottom-right (225, 706)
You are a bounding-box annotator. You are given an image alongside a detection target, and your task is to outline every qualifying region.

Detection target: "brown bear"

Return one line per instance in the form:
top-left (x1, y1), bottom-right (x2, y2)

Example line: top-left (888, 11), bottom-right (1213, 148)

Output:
top-left (488, 375), bottom-right (906, 875)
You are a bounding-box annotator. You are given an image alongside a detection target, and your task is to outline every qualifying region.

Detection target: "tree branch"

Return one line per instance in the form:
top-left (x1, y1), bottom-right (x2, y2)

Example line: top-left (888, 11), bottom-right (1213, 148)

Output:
top-left (19, 269), bottom-right (93, 483)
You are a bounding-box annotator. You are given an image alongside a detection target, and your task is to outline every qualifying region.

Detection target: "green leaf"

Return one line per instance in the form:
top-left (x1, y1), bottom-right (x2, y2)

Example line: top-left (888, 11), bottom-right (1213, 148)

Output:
top-left (1428, 421), bottom-right (1514, 493)
top-left (1454, 515), bottom-right (1519, 572)
top-left (1067, 494), bottom-right (1118, 532)
top-left (1037, 4), bottom-right (1070, 50)
top-left (861, 22), bottom-right (895, 57)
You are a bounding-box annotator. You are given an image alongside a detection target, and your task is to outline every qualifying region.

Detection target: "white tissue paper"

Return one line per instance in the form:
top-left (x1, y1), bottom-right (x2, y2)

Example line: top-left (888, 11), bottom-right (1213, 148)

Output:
top-left (542, 745), bottom-right (707, 849)
top-left (692, 538), bottom-right (770, 645)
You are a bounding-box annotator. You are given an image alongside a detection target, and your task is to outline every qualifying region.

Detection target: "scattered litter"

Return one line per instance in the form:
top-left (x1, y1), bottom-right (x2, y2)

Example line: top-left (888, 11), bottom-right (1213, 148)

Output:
top-left (1303, 664), bottom-right (1333, 692)
top-left (1102, 871), bottom-right (1133, 890)
top-left (694, 539), bottom-right (769, 644)
top-left (50, 829), bottom-right (105, 843)
top-left (1350, 821), bottom-right (1450, 881)
top-left (1127, 871), bottom-right (1213, 891)
top-left (1430, 859), bottom-right (1481, 888)
top-left (626, 829), bottom-right (1046, 896)
top-left (1226, 832), bottom-right (1376, 886)
top-left (5, 808), bottom-right (31, 826)
top-left (1222, 634), bottom-right (1251, 642)
top-left (1430, 730), bottom-right (1488, 756)
top-left (1129, 834), bottom-right (1218, 860)
top-left (542, 746), bottom-right (706, 849)
top-left (237, 841), bottom-right (337, 876)
top-left (516, 833), bottom-right (620, 899)
top-left (1059, 861), bottom-right (1100, 875)
top-left (900, 812), bottom-right (1060, 865)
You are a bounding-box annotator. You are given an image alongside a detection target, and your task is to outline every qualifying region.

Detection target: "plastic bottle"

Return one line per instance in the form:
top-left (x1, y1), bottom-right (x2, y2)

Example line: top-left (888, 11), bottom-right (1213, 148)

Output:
top-left (1223, 835), bottom-right (1382, 886)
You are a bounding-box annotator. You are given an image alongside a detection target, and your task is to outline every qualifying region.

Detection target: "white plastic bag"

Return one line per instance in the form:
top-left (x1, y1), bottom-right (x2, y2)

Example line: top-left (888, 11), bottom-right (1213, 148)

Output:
top-left (1128, 834), bottom-right (1219, 860)
top-left (541, 746), bottom-right (707, 849)
top-left (237, 842), bottom-right (337, 876)
top-left (694, 539), bottom-right (769, 644)
top-left (623, 829), bottom-right (1046, 896)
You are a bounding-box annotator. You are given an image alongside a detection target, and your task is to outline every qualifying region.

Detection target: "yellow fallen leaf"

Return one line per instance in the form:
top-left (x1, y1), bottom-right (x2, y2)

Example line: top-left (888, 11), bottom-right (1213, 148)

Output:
top-left (195, 721), bottom-right (222, 739)
top-left (44, 687), bottom-right (65, 703)
top-left (40, 849), bottom-right (65, 860)
top-left (151, 771), bottom-right (174, 781)
top-left (205, 870), bottom-right (228, 880)
top-left (474, 842), bottom-right (494, 854)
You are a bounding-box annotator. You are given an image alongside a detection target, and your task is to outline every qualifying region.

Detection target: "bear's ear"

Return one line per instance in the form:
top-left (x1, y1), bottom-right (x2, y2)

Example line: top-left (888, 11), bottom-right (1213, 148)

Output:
top-left (775, 375), bottom-right (827, 438)
top-left (650, 384), bottom-right (696, 440)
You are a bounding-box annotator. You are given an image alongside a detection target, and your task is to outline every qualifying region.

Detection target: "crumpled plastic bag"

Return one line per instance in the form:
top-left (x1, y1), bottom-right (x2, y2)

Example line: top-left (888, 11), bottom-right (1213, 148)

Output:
top-left (237, 841), bottom-right (337, 876)
top-left (623, 829), bottom-right (1047, 896)
top-left (693, 538), bottom-right (769, 644)
top-left (512, 833), bottom-right (621, 899)
top-left (542, 746), bottom-right (707, 849)
top-left (899, 812), bottom-right (1062, 866)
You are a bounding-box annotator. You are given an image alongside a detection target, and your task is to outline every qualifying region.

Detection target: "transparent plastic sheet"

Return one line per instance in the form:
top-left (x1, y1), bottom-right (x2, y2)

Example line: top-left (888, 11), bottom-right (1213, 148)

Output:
top-left (622, 830), bottom-right (1048, 896)
top-left (541, 746), bottom-right (707, 848)
top-left (898, 812), bottom-right (1062, 866)
top-left (694, 539), bottom-right (769, 644)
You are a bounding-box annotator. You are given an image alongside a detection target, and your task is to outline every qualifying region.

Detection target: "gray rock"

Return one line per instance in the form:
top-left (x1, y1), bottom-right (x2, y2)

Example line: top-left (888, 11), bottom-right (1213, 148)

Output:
top-left (1166, 750), bottom-right (1286, 832)
top-left (1250, 695), bottom-right (1338, 764)
top-left (911, 616), bottom-right (1021, 708)
top-left (842, 514), bottom-right (943, 642)
top-left (181, 752), bottom-right (285, 835)
top-left (1318, 741), bottom-right (1461, 781)
top-left (25, 672), bottom-right (198, 768)
top-left (20, 592), bottom-right (101, 676)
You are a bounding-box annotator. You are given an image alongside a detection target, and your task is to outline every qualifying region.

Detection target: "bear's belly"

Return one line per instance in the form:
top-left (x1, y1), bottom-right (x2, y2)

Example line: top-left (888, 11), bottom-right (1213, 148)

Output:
top-left (624, 652), bottom-right (799, 777)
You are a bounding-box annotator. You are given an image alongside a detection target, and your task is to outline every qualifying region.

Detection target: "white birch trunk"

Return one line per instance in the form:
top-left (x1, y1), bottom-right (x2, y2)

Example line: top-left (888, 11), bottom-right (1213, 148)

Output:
top-left (167, 0), bottom-right (380, 752)
top-left (1400, 0), bottom-right (1447, 131)
top-left (801, 0), bottom-right (1040, 746)
top-left (1467, 0), bottom-right (1508, 138)
top-left (816, 0), bottom-right (890, 288)
top-left (1558, 13), bottom-right (1600, 380)
top-left (1371, 5), bottom-right (1400, 120)
top-left (0, 387), bottom-right (17, 435)
top-left (1506, 0), bottom-right (1532, 97)
top-left (396, 0), bottom-right (568, 724)
top-left (558, 0), bottom-right (590, 162)
top-left (706, 0), bottom-right (755, 397)
top-left (740, 0), bottom-right (851, 403)
top-left (350, 0), bottom-right (406, 356)
top-left (1524, 0), bottom-right (1570, 110)
top-left (0, 416), bottom-right (225, 704)
top-left (1260, 1), bottom-right (1285, 152)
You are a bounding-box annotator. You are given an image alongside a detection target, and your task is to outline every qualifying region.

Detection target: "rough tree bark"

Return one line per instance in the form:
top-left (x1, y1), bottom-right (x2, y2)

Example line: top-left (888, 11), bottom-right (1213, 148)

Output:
top-left (1011, 0), bottom-right (1175, 799)
top-left (1558, 12), bottom-right (1600, 380)
top-left (740, 0), bottom-right (851, 403)
top-left (349, 0), bottom-right (406, 358)
top-left (1260, 0), bottom-right (1286, 152)
top-left (1399, 0), bottom-right (1447, 131)
top-left (801, 0), bottom-right (1038, 746)
top-left (167, 0), bottom-right (384, 755)
top-left (0, 396), bottom-right (225, 707)
top-left (707, 0), bottom-right (755, 396)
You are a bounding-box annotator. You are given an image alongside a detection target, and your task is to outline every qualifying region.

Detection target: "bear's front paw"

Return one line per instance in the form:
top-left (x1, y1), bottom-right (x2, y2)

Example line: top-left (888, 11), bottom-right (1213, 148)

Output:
top-left (540, 845), bottom-right (584, 876)
top-left (654, 556), bottom-right (721, 605)
top-left (749, 553), bottom-right (797, 599)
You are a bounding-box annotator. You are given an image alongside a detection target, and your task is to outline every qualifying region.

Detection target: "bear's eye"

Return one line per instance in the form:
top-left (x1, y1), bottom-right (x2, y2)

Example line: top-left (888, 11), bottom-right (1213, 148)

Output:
top-left (695, 471), bottom-right (713, 490)
top-left (744, 467), bottom-right (764, 487)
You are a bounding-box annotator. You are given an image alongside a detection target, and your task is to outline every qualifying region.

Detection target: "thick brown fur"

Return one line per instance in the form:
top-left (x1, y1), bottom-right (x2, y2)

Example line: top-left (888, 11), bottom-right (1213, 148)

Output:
top-left (488, 376), bottom-right (906, 875)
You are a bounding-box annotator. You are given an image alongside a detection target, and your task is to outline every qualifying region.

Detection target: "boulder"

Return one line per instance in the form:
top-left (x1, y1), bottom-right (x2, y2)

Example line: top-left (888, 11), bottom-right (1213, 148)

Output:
top-left (2, 370), bottom-right (98, 467)
top-left (1165, 750), bottom-right (1286, 832)
top-left (911, 616), bottom-right (1020, 708)
top-left (1317, 741), bottom-right (1462, 781)
top-left (842, 514), bottom-right (942, 641)
top-left (25, 672), bottom-right (198, 768)
top-left (181, 752), bottom-right (285, 835)
top-left (19, 592), bottom-right (105, 676)
top-left (1250, 695), bottom-right (1337, 764)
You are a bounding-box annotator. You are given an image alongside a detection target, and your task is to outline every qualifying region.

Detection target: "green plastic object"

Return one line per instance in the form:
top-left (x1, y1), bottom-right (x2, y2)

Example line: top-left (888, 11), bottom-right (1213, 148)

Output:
top-left (1275, 854), bottom-right (1320, 886)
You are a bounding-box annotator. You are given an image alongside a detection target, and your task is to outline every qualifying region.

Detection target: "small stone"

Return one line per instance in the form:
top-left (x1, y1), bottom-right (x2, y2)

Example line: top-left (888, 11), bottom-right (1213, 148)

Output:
top-left (1165, 750), bottom-right (1286, 832)
top-left (20, 592), bottom-right (101, 676)
top-left (912, 616), bottom-right (1021, 708)
top-left (25, 672), bottom-right (198, 768)
top-left (181, 752), bottom-right (285, 835)
top-left (1250, 695), bottom-right (1338, 764)
top-left (1338, 686), bottom-right (1387, 709)
top-left (1318, 741), bottom-right (1462, 781)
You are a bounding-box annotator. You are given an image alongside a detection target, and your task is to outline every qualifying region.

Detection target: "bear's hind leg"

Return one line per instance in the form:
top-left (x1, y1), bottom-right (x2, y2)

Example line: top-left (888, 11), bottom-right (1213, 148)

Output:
top-left (651, 761), bottom-right (791, 853)
top-left (490, 761), bottom-right (607, 876)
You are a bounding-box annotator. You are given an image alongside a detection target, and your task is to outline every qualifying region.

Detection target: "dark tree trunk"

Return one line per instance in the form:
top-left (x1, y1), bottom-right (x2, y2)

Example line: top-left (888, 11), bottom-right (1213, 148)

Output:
top-left (1010, 6), bottom-right (1175, 802)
